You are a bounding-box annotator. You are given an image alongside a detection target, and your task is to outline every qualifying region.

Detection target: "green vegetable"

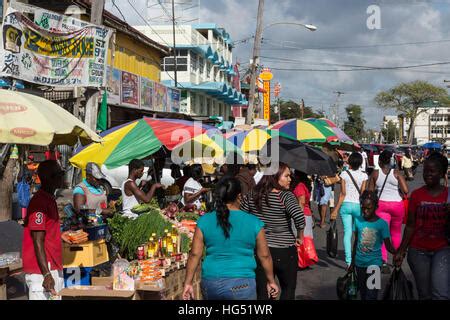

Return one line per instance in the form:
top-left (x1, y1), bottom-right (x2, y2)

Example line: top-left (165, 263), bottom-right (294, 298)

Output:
top-left (180, 233), bottom-right (191, 253)
top-left (176, 212), bottom-right (199, 222)
top-left (119, 210), bottom-right (174, 260)
top-left (107, 214), bottom-right (129, 247)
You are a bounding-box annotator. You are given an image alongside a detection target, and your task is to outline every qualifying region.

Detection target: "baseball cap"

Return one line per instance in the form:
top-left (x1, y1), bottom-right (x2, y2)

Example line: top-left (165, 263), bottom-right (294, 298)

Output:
top-left (86, 162), bottom-right (106, 179)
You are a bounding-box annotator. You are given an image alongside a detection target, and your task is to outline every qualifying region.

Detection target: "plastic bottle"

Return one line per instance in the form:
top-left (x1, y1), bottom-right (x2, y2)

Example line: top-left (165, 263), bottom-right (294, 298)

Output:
top-left (171, 226), bottom-right (179, 253)
top-left (147, 237), bottom-right (155, 258)
top-left (347, 272), bottom-right (358, 300)
top-left (166, 233), bottom-right (174, 256)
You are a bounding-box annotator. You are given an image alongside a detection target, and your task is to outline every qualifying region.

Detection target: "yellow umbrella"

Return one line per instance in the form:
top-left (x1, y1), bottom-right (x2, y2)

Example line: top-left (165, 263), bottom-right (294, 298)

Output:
top-left (0, 90), bottom-right (101, 146)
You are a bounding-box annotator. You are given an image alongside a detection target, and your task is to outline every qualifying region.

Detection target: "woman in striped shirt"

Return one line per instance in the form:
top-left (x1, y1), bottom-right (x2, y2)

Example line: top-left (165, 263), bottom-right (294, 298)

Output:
top-left (241, 163), bottom-right (305, 300)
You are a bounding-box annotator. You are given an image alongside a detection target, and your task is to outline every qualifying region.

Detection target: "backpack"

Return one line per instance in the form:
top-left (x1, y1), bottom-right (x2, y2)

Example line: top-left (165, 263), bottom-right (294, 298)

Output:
top-left (17, 177), bottom-right (31, 208)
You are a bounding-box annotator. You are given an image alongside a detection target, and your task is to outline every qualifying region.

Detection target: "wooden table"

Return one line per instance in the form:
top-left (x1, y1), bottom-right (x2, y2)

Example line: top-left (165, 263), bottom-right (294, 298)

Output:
top-left (0, 261), bottom-right (23, 300)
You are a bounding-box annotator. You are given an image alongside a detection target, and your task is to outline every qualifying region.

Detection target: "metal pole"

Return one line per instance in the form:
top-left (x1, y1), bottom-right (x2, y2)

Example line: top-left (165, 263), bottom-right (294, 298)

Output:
top-left (172, 0), bottom-right (178, 88)
top-left (278, 98), bottom-right (281, 121)
top-left (245, 0), bottom-right (265, 125)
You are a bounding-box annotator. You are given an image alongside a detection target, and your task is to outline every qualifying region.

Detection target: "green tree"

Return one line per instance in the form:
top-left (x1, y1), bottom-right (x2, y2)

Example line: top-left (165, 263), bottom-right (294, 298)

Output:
top-left (375, 81), bottom-right (450, 144)
top-left (343, 104), bottom-right (365, 142)
top-left (270, 99), bottom-right (322, 124)
top-left (381, 120), bottom-right (398, 144)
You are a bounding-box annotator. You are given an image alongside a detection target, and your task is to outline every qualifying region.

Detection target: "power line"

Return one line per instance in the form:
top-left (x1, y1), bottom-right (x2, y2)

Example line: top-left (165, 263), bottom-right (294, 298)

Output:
top-left (262, 37), bottom-right (450, 51)
top-left (269, 61), bottom-right (450, 72)
top-left (111, 0), bottom-right (127, 23)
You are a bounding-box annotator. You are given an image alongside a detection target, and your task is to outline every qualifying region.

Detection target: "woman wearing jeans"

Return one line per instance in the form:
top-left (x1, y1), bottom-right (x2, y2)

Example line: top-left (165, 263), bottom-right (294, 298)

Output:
top-left (241, 163), bottom-right (305, 300)
top-left (182, 177), bottom-right (279, 300)
top-left (394, 153), bottom-right (450, 300)
top-left (331, 153), bottom-right (368, 269)
top-left (368, 150), bottom-right (408, 273)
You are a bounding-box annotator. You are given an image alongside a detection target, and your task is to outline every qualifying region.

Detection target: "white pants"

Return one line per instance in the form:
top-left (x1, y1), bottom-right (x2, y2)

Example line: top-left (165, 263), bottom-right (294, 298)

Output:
top-left (25, 269), bottom-right (64, 300)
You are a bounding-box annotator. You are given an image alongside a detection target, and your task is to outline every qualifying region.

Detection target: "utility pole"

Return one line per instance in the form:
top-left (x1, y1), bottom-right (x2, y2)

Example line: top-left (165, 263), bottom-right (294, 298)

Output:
top-left (333, 91), bottom-right (344, 127)
top-left (84, 0), bottom-right (105, 130)
top-left (300, 99), bottom-right (305, 119)
top-left (245, 0), bottom-right (265, 125)
top-left (172, 0), bottom-right (178, 88)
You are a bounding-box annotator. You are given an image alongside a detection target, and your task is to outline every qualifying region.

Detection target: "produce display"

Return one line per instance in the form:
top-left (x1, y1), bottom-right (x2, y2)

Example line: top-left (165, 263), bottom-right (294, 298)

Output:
top-left (66, 230), bottom-right (89, 244)
top-left (175, 212), bottom-right (199, 222)
top-left (165, 184), bottom-right (180, 196)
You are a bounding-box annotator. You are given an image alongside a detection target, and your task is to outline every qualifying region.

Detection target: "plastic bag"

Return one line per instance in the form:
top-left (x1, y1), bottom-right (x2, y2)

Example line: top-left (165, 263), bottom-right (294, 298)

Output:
top-left (383, 268), bottom-right (414, 300)
top-left (17, 178), bottom-right (30, 208)
top-left (327, 220), bottom-right (338, 258)
top-left (297, 236), bottom-right (318, 268)
top-left (402, 198), bottom-right (409, 225)
top-left (336, 270), bottom-right (358, 300)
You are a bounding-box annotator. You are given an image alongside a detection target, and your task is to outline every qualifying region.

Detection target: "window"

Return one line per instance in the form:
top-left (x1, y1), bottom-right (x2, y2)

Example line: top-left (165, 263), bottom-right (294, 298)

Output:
top-left (162, 50), bottom-right (188, 72)
top-left (207, 98), bottom-right (212, 115)
top-left (430, 115), bottom-right (444, 122)
top-left (206, 62), bottom-right (211, 78)
top-left (199, 57), bottom-right (204, 75)
top-left (190, 54), bottom-right (197, 72)
top-left (191, 93), bottom-right (197, 114)
top-left (200, 96), bottom-right (206, 115)
top-left (431, 127), bottom-right (444, 134)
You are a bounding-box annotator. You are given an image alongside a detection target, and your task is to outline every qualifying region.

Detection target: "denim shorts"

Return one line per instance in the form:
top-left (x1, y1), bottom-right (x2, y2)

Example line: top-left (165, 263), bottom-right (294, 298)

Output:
top-left (319, 186), bottom-right (332, 205)
top-left (201, 278), bottom-right (257, 300)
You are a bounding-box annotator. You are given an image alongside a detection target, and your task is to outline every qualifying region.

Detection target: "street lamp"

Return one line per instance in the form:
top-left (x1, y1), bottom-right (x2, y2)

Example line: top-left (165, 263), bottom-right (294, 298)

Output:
top-left (246, 20), bottom-right (317, 124)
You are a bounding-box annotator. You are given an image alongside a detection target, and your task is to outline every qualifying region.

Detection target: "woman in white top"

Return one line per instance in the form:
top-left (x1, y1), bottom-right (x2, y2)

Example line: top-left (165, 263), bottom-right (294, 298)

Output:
top-left (122, 159), bottom-right (163, 219)
top-left (401, 149), bottom-right (414, 181)
top-left (368, 150), bottom-right (408, 272)
top-left (181, 164), bottom-right (209, 210)
top-left (331, 152), bottom-right (368, 268)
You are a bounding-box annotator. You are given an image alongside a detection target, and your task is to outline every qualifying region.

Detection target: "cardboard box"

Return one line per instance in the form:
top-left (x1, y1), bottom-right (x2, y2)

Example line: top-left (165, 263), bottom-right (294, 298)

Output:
top-left (63, 239), bottom-right (109, 268)
top-left (59, 286), bottom-right (135, 300)
top-left (91, 276), bottom-right (113, 287)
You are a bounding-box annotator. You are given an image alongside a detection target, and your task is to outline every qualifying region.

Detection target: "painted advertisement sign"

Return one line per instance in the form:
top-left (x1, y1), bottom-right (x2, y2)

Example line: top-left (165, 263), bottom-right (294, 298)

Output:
top-left (140, 77), bottom-right (154, 111)
top-left (0, 8), bottom-right (112, 87)
top-left (153, 82), bottom-right (167, 112)
top-left (121, 71), bottom-right (139, 107)
top-left (103, 66), bottom-right (121, 105)
top-left (167, 88), bottom-right (180, 113)
top-left (263, 81), bottom-right (271, 122)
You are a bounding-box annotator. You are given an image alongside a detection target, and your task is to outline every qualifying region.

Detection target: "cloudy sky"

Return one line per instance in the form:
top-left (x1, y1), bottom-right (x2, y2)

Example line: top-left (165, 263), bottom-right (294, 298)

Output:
top-left (106, 0), bottom-right (450, 129)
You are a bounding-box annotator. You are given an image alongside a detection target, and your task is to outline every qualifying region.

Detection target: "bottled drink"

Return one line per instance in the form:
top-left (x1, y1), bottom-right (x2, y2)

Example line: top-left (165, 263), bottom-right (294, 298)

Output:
top-left (171, 226), bottom-right (178, 253)
top-left (158, 237), bottom-right (164, 258)
top-left (166, 233), bottom-right (174, 256)
top-left (347, 272), bottom-right (358, 300)
top-left (147, 237), bottom-right (155, 258)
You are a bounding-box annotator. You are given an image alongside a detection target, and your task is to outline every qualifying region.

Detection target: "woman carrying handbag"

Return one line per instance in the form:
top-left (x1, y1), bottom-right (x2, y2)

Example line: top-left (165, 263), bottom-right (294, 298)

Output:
top-left (368, 150), bottom-right (409, 274)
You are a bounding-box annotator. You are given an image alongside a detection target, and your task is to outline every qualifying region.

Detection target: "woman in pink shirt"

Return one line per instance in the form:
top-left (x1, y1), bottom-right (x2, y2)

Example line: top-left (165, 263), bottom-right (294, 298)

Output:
top-left (293, 171), bottom-right (314, 239)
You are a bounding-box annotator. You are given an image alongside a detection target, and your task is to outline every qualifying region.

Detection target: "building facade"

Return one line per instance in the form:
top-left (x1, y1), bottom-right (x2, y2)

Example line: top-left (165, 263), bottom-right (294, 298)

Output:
top-left (135, 23), bottom-right (247, 120)
top-left (414, 100), bottom-right (450, 146)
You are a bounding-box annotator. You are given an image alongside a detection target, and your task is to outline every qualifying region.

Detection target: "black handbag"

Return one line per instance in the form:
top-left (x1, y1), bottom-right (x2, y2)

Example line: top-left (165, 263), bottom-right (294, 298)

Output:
top-left (327, 219), bottom-right (338, 258)
top-left (383, 267), bottom-right (414, 300)
top-left (336, 270), bottom-right (358, 300)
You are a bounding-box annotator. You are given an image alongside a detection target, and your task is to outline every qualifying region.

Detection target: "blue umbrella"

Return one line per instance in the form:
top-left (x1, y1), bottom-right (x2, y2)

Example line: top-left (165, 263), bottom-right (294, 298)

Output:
top-left (422, 142), bottom-right (442, 149)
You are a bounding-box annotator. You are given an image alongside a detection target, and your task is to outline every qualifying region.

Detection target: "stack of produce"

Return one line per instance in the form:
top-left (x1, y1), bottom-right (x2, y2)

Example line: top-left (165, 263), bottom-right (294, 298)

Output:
top-left (66, 230), bottom-right (89, 244)
top-left (138, 259), bottom-right (162, 282)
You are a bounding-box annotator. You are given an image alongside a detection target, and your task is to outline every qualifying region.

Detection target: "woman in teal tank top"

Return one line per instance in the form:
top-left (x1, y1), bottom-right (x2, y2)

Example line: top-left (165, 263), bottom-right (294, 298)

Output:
top-left (182, 177), bottom-right (279, 300)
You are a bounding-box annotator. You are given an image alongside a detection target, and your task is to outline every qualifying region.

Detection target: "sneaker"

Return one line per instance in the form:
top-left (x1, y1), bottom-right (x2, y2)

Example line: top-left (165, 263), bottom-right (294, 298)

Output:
top-left (381, 263), bottom-right (391, 274)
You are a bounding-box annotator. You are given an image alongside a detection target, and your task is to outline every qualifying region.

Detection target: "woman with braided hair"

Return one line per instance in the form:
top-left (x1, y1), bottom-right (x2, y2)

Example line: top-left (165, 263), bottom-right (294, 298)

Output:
top-left (182, 177), bottom-right (279, 300)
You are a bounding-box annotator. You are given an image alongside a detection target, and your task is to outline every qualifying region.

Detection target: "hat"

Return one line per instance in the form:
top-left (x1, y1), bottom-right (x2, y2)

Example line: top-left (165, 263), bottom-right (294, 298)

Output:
top-left (86, 162), bottom-right (106, 179)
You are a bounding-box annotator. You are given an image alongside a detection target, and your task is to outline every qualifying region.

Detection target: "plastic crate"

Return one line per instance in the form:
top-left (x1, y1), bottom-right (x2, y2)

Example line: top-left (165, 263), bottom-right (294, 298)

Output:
top-left (63, 239), bottom-right (109, 268)
top-left (63, 267), bottom-right (93, 287)
top-left (86, 224), bottom-right (108, 241)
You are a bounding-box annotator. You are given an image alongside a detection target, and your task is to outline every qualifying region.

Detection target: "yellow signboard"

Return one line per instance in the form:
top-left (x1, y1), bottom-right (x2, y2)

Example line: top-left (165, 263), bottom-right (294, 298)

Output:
top-left (259, 69), bottom-right (273, 81)
top-left (263, 80), bottom-right (271, 122)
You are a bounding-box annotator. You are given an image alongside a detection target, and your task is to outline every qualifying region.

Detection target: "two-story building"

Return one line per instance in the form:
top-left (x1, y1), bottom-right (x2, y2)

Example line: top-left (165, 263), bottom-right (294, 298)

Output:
top-left (135, 23), bottom-right (247, 120)
top-left (414, 99), bottom-right (450, 146)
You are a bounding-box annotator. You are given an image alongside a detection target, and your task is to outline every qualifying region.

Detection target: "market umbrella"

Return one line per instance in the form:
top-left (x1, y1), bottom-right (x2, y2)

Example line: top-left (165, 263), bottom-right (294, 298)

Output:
top-left (422, 142), bottom-right (442, 149)
top-left (0, 90), bottom-right (101, 146)
top-left (304, 118), bottom-right (360, 151)
top-left (269, 119), bottom-right (338, 144)
top-left (259, 136), bottom-right (338, 176)
top-left (224, 128), bottom-right (274, 152)
top-left (171, 132), bottom-right (246, 165)
top-left (70, 117), bottom-right (218, 170)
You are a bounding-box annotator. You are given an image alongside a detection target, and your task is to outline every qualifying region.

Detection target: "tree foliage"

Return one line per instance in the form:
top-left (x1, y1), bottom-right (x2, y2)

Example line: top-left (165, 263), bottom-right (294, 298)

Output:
top-left (375, 81), bottom-right (450, 144)
top-left (381, 120), bottom-right (399, 144)
top-left (269, 99), bottom-right (323, 123)
top-left (343, 104), bottom-right (365, 142)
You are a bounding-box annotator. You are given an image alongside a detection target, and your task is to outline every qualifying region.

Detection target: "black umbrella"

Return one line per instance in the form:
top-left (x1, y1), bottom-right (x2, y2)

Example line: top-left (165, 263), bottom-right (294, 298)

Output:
top-left (259, 136), bottom-right (337, 176)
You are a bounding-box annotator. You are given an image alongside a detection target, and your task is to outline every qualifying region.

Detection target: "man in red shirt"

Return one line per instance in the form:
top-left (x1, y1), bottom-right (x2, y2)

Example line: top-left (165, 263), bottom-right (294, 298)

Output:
top-left (22, 160), bottom-right (70, 300)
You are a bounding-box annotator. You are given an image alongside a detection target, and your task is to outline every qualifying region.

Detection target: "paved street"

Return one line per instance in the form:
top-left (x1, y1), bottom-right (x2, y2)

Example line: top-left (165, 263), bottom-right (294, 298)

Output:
top-left (295, 167), bottom-right (423, 300)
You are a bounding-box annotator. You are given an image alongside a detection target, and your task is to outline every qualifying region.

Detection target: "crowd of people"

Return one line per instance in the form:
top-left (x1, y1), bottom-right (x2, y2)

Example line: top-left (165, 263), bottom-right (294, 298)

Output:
top-left (181, 149), bottom-right (449, 301)
top-left (18, 145), bottom-right (449, 301)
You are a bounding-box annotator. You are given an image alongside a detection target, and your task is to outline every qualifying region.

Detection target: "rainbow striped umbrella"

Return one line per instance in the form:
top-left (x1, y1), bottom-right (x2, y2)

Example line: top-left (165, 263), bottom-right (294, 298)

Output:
top-left (269, 119), bottom-right (338, 143)
top-left (225, 128), bottom-right (275, 153)
top-left (171, 132), bottom-right (245, 165)
top-left (304, 118), bottom-right (360, 149)
top-left (70, 117), bottom-right (218, 170)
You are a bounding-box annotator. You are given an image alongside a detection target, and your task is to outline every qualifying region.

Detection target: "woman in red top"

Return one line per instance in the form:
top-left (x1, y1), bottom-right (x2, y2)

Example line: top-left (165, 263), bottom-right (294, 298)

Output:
top-left (293, 171), bottom-right (314, 239)
top-left (394, 153), bottom-right (450, 300)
